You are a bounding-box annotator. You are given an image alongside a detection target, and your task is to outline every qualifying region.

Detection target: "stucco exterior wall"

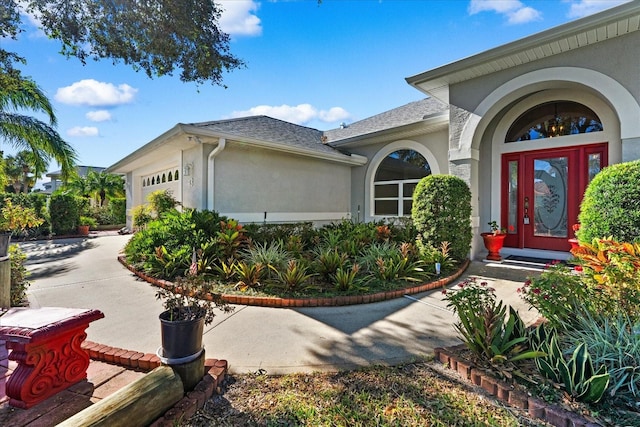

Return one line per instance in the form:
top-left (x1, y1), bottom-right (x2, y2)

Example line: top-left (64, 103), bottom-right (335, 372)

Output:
top-left (211, 144), bottom-right (352, 224)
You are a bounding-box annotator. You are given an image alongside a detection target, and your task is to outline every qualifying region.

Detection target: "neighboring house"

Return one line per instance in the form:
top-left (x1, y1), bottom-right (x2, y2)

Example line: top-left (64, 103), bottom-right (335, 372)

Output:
top-left (43, 166), bottom-right (106, 194)
top-left (108, 2), bottom-right (640, 260)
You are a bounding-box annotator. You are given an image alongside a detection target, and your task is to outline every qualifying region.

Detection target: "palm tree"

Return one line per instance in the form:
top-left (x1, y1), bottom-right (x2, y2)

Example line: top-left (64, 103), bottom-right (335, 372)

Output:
top-left (87, 170), bottom-right (125, 206)
top-left (0, 69), bottom-right (77, 183)
top-left (3, 150), bottom-right (47, 193)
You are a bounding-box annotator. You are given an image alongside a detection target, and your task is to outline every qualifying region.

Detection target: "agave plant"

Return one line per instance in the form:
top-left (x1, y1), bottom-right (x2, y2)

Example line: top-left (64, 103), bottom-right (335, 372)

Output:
top-left (532, 325), bottom-right (610, 403)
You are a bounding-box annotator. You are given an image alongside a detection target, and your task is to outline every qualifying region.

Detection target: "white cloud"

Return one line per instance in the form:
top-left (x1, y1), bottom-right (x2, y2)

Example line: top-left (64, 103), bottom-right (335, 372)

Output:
top-left (67, 126), bottom-right (99, 137)
top-left (86, 110), bottom-right (112, 122)
top-left (218, 0), bottom-right (262, 37)
top-left (468, 0), bottom-right (542, 24)
top-left (230, 104), bottom-right (352, 125)
top-left (55, 79), bottom-right (137, 107)
top-left (566, 0), bottom-right (631, 19)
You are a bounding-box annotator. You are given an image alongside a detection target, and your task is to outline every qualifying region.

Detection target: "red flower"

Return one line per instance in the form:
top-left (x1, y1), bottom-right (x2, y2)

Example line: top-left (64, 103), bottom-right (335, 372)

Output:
top-left (574, 265), bottom-right (583, 272)
top-left (532, 288), bottom-right (541, 295)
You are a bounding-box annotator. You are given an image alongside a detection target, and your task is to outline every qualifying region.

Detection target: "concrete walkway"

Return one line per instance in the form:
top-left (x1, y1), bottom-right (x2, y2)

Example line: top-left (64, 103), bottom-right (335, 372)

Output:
top-left (22, 233), bottom-right (541, 375)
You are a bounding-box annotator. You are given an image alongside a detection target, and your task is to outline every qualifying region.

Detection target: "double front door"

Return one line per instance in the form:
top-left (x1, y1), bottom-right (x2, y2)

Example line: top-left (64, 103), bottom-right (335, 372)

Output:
top-left (501, 143), bottom-right (607, 251)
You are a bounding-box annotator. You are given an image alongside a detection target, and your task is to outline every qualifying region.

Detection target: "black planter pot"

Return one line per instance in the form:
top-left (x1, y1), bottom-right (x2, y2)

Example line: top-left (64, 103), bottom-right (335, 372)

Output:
top-left (159, 309), bottom-right (205, 360)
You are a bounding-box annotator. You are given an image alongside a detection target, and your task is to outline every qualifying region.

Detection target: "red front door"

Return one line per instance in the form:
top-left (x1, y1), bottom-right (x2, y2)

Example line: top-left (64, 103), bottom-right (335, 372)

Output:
top-left (501, 143), bottom-right (607, 251)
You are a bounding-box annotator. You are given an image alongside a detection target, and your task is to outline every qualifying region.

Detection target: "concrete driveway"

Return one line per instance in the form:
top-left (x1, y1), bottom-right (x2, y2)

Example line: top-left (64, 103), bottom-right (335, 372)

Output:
top-left (22, 234), bottom-right (538, 374)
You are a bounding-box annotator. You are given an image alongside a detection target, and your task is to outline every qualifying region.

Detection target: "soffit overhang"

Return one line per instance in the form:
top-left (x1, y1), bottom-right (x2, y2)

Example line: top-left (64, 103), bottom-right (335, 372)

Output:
top-left (406, 2), bottom-right (640, 100)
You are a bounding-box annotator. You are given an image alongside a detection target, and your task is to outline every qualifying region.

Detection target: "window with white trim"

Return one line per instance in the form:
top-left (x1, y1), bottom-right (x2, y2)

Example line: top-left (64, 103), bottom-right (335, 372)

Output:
top-left (374, 149), bottom-right (431, 216)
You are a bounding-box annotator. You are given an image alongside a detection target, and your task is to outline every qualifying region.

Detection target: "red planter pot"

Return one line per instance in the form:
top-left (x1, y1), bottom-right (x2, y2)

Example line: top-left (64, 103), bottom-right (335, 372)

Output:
top-left (481, 232), bottom-right (507, 261)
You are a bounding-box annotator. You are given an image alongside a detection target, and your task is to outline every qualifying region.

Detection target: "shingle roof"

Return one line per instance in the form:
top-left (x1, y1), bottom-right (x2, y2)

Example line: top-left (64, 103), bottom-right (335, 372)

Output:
top-left (190, 115), bottom-right (339, 155)
top-left (323, 98), bottom-right (448, 143)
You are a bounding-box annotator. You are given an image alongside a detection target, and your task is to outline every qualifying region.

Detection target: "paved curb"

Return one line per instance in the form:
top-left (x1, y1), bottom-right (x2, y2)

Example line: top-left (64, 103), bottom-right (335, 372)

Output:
top-left (81, 341), bottom-right (227, 426)
top-left (118, 256), bottom-right (470, 307)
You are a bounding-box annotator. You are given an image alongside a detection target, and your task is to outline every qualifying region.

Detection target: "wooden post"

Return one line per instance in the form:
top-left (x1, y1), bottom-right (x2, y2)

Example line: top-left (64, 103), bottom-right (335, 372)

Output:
top-left (0, 258), bottom-right (11, 308)
top-left (57, 366), bottom-right (184, 427)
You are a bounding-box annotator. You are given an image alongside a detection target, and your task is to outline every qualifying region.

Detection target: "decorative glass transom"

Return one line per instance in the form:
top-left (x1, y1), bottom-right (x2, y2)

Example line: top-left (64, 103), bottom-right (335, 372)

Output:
top-left (506, 101), bottom-right (603, 142)
top-left (373, 150), bottom-right (431, 217)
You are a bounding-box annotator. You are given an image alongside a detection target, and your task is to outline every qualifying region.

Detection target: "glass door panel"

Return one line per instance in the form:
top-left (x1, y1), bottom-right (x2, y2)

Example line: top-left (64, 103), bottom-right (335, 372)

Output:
top-left (533, 157), bottom-right (568, 238)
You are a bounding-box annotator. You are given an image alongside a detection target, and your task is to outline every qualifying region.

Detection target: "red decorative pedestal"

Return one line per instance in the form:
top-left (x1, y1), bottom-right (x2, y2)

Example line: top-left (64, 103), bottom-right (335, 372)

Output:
top-left (0, 307), bottom-right (104, 409)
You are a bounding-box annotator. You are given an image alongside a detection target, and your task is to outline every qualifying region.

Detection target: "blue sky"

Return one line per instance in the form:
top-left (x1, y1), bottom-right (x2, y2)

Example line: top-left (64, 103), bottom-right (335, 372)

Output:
top-left (5, 0), bottom-right (630, 181)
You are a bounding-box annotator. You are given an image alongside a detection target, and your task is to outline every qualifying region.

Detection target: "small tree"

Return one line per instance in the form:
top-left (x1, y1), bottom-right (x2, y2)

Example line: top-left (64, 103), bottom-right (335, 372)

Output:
top-left (412, 175), bottom-right (471, 262)
top-left (577, 160), bottom-right (640, 243)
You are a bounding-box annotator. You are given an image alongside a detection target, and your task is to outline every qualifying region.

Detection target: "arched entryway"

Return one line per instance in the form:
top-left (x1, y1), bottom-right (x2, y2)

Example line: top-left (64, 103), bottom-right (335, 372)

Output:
top-left (490, 90), bottom-right (618, 253)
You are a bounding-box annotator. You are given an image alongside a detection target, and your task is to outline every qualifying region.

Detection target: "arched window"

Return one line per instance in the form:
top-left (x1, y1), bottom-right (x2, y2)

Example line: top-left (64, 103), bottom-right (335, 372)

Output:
top-left (175, 170), bottom-right (179, 180)
top-left (142, 178), bottom-right (146, 187)
top-left (374, 149), bottom-right (431, 217)
top-left (147, 178), bottom-right (151, 186)
top-left (506, 101), bottom-right (603, 142)
top-left (151, 177), bottom-right (155, 185)
top-left (161, 173), bottom-right (166, 183)
top-left (168, 172), bottom-right (173, 182)
top-left (156, 175), bottom-right (160, 184)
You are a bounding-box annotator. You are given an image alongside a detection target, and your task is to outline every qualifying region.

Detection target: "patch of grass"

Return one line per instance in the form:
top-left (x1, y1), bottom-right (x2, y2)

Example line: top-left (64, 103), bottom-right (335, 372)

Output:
top-left (182, 362), bottom-right (547, 426)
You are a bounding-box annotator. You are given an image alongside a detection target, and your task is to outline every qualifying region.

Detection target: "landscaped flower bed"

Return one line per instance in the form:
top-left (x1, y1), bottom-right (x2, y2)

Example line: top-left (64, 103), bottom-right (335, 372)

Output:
top-left (440, 241), bottom-right (640, 426)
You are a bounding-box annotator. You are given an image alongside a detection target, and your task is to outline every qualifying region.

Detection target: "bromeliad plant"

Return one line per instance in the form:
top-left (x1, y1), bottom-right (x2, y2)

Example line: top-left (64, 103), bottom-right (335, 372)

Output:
top-left (443, 278), bottom-right (544, 374)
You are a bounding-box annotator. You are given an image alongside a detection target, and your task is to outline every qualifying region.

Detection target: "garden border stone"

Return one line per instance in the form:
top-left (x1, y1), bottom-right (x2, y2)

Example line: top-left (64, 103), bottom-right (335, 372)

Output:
top-left (117, 255), bottom-right (470, 308)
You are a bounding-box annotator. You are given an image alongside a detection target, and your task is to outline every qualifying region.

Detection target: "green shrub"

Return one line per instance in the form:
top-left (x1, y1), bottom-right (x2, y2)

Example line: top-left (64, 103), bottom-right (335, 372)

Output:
top-left (49, 193), bottom-right (81, 235)
top-left (124, 209), bottom-right (227, 270)
top-left (109, 197), bottom-right (126, 224)
top-left (578, 160), bottom-right (640, 243)
top-left (10, 245), bottom-right (30, 306)
top-left (147, 189), bottom-right (180, 216)
top-left (412, 175), bottom-right (471, 262)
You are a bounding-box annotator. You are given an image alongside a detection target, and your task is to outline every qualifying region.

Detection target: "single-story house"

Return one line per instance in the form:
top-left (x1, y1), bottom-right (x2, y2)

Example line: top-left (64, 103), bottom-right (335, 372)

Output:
top-left (107, 2), bottom-right (640, 261)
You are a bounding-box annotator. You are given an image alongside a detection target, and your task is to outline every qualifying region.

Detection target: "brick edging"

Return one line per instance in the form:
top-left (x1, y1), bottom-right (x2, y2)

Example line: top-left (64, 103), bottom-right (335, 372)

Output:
top-left (433, 345), bottom-right (600, 427)
top-left (81, 340), bottom-right (228, 426)
top-left (118, 255), bottom-right (470, 308)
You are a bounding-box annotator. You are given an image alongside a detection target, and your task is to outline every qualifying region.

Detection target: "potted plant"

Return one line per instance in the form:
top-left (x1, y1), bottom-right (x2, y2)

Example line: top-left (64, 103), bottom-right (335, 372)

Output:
top-left (78, 216), bottom-right (97, 236)
top-left (0, 200), bottom-right (43, 258)
top-left (156, 269), bottom-right (233, 362)
top-left (481, 221), bottom-right (507, 261)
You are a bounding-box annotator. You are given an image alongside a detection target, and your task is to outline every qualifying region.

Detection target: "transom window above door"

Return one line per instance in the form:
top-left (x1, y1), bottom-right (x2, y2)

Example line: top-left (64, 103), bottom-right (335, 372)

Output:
top-left (374, 149), bottom-right (431, 217)
top-left (505, 101), bottom-right (603, 142)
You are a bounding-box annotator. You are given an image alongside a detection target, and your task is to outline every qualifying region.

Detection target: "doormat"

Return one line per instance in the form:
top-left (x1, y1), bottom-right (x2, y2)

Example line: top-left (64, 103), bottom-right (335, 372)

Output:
top-left (504, 255), bottom-right (557, 267)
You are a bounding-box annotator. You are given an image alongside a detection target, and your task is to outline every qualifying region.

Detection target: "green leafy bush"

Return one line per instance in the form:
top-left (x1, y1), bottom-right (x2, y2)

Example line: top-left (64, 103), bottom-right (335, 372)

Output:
top-left (109, 197), bottom-right (126, 224)
top-left (10, 245), bottom-right (30, 306)
top-left (124, 209), bottom-right (227, 269)
top-left (578, 160), bottom-right (640, 243)
top-left (49, 193), bottom-right (81, 235)
top-left (412, 175), bottom-right (471, 262)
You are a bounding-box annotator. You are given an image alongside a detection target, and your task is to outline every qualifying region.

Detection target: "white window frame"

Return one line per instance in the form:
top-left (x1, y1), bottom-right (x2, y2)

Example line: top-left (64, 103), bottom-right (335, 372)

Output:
top-left (365, 140), bottom-right (440, 221)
